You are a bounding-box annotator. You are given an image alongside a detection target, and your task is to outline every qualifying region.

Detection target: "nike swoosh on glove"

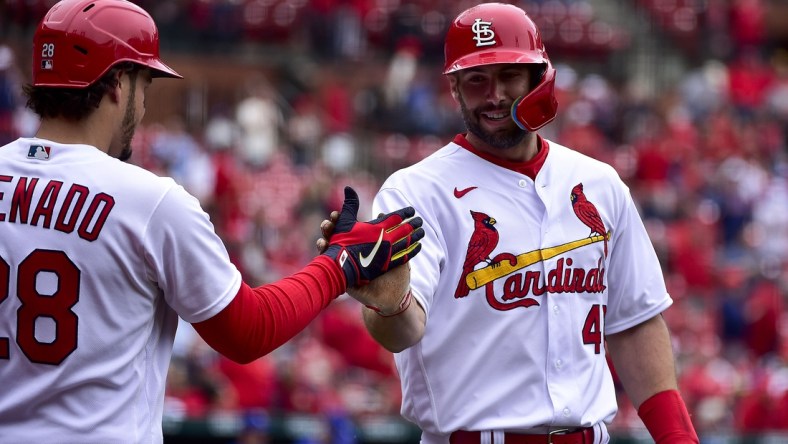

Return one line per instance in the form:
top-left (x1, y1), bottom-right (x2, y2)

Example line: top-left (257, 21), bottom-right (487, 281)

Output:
top-left (322, 186), bottom-right (424, 288)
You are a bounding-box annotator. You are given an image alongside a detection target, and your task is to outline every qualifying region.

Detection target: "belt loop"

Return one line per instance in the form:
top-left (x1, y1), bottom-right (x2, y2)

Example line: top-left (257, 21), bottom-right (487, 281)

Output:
top-left (590, 423), bottom-right (601, 444)
top-left (547, 428), bottom-right (569, 444)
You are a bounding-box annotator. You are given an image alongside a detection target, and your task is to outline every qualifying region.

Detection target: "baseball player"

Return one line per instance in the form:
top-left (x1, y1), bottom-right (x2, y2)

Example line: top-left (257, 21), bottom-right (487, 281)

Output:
top-left (0, 0), bottom-right (422, 442)
top-left (329, 3), bottom-right (699, 444)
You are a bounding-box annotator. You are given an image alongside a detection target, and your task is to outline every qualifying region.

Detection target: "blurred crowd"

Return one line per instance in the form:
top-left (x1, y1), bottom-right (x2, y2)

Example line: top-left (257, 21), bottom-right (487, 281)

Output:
top-left (2, 0), bottom-right (788, 441)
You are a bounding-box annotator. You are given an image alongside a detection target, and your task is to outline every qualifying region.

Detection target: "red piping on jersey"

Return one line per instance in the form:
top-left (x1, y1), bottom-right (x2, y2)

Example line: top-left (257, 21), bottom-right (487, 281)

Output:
top-left (192, 255), bottom-right (345, 364)
top-left (452, 133), bottom-right (549, 181)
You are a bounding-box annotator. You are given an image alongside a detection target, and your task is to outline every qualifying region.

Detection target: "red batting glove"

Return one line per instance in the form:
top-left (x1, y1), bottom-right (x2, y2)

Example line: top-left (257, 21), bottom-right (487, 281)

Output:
top-left (322, 186), bottom-right (424, 287)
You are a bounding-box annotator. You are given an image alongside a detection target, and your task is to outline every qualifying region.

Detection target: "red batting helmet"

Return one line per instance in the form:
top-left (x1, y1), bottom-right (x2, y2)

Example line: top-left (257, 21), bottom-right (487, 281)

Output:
top-left (32, 0), bottom-right (182, 88)
top-left (444, 3), bottom-right (558, 131)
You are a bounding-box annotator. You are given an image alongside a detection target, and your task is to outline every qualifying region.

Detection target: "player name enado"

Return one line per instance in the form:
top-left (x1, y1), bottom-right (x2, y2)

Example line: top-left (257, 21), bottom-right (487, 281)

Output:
top-left (0, 175), bottom-right (114, 242)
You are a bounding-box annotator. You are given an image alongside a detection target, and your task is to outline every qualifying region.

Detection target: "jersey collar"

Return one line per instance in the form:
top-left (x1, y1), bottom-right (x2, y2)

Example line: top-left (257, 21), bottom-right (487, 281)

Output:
top-left (452, 133), bottom-right (549, 181)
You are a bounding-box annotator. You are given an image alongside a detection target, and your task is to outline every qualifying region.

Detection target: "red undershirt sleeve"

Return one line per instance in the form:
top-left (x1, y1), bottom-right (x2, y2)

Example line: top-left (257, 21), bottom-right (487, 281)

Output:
top-left (192, 255), bottom-right (346, 363)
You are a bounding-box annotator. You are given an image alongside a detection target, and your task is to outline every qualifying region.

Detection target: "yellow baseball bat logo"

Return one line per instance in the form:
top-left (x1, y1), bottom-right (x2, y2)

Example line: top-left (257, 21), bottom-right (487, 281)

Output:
top-left (466, 232), bottom-right (611, 290)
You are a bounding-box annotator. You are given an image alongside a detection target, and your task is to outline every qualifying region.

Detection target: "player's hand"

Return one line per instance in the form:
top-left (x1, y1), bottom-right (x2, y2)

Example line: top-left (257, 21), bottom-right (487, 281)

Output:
top-left (321, 186), bottom-right (423, 288)
top-left (319, 208), bottom-right (414, 315)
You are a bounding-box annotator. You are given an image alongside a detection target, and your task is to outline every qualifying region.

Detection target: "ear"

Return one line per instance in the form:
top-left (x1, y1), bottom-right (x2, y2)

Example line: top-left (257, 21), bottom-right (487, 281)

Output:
top-left (108, 70), bottom-right (125, 103)
top-left (447, 75), bottom-right (460, 103)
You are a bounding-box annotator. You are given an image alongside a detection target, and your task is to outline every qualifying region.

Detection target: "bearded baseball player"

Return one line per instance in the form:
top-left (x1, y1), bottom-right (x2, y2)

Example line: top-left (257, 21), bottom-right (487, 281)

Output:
top-left (334, 3), bottom-right (700, 444)
top-left (0, 0), bottom-right (423, 442)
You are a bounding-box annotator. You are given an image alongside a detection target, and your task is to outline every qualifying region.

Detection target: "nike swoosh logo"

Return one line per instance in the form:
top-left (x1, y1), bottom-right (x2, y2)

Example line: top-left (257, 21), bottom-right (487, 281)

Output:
top-left (454, 186), bottom-right (478, 199)
top-left (359, 229), bottom-right (384, 268)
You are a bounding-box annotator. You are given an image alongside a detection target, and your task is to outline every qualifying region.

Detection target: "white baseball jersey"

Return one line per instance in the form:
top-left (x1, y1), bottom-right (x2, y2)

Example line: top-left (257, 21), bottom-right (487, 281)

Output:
top-left (0, 138), bottom-right (241, 443)
top-left (373, 136), bottom-right (672, 443)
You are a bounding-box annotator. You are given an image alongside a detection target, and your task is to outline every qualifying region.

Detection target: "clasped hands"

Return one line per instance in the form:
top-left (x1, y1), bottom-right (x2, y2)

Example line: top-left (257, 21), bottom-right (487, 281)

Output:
top-left (318, 187), bottom-right (420, 315)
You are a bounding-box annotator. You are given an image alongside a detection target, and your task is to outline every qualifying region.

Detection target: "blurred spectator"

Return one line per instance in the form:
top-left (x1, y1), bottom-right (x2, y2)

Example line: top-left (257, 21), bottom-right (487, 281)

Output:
top-left (150, 116), bottom-right (216, 204)
top-left (751, 173), bottom-right (788, 264)
top-left (281, 334), bottom-right (345, 415)
top-left (317, 72), bottom-right (354, 135)
top-left (382, 38), bottom-right (420, 112)
top-left (0, 45), bottom-right (29, 140)
top-left (287, 93), bottom-right (325, 165)
top-left (217, 356), bottom-right (279, 412)
top-left (744, 276), bottom-right (783, 359)
top-left (317, 296), bottom-right (397, 378)
top-left (0, 46), bottom-right (16, 141)
top-left (727, 48), bottom-right (775, 118)
top-left (236, 79), bottom-right (283, 168)
top-left (233, 411), bottom-right (271, 444)
top-left (729, 0), bottom-right (768, 50)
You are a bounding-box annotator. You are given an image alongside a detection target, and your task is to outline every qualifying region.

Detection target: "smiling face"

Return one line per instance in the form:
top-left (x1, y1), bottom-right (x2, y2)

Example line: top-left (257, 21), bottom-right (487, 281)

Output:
top-left (450, 63), bottom-right (532, 153)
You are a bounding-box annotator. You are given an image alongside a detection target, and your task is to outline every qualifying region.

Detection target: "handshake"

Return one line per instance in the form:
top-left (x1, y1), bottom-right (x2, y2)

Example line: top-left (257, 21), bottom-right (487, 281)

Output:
top-left (320, 187), bottom-right (424, 315)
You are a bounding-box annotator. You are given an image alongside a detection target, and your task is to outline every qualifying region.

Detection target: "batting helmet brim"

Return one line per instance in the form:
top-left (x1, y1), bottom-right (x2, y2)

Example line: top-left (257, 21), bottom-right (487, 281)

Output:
top-left (443, 49), bottom-right (548, 75)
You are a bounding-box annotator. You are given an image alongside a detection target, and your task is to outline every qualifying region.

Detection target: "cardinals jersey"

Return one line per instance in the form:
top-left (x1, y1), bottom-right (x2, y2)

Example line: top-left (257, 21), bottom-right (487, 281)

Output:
top-left (0, 138), bottom-right (241, 443)
top-left (373, 135), bottom-right (671, 443)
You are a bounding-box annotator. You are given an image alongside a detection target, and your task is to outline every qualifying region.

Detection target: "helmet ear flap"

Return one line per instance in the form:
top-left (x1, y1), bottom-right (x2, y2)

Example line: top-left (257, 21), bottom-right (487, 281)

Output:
top-left (511, 62), bottom-right (558, 132)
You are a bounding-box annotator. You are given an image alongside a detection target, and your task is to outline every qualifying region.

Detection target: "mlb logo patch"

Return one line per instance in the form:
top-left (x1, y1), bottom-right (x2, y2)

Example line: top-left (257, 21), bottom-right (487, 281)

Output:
top-left (28, 145), bottom-right (51, 160)
top-left (41, 59), bottom-right (53, 70)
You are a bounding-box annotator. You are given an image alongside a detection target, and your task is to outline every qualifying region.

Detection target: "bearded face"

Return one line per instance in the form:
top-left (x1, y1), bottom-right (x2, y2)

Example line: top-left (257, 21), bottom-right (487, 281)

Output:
top-left (117, 84), bottom-right (137, 162)
top-left (457, 92), bottom-right (528, 151)
top-left (108, 68), bottom-right (146, 162)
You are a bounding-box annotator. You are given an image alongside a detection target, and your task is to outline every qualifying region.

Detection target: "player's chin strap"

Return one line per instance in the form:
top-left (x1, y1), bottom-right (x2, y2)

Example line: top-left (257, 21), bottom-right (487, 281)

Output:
top-left (365, 288), bottom-right (413, 317)
top-left (638, 389), bottom-right (699, 443)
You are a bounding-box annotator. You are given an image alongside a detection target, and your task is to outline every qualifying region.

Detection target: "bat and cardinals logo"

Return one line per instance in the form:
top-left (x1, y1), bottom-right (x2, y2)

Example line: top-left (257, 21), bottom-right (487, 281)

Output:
top-left (454, 183), bottom-right (611, 309)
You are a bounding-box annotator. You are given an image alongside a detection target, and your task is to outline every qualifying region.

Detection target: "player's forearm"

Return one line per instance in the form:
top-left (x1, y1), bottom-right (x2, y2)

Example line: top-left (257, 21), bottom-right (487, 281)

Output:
top-left (362, 301), bottom-right (426, 353)
top-left (606, 314), bottom-right (677, 408)
top-left (193, 255), bottom-right (345, 363)
top-left (607, 314), bottom-right (698, 442)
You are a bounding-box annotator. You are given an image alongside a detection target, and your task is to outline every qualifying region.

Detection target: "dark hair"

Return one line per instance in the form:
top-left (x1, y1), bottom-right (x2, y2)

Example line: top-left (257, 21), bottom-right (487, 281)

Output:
top-left (528, 64), bottom-right (547, 91)
top-left (23, 62), bottom-right (140, 121)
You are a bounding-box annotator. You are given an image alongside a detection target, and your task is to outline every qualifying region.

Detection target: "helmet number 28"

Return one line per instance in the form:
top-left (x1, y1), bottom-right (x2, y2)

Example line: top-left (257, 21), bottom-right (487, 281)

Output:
top-left (0, 250), bottom-right (79, 366)
top-left (41, 43), bottom-right (55, 58)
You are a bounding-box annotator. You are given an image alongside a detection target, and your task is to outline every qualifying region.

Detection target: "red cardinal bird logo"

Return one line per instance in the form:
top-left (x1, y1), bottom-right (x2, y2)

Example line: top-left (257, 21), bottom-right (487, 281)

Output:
top-left (455, 210), bottom-right (500, 298)
top-left (571, 183), bottom-right (608, 257)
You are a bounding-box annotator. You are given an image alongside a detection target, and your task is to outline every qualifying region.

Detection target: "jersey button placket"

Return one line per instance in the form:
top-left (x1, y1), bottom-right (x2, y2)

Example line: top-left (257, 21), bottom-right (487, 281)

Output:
top-left (536, 177), bottom-right (566, 421)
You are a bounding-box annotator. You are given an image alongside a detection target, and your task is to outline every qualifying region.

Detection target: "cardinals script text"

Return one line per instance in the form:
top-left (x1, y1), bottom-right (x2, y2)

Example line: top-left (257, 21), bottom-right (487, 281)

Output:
top-left (483, 256), bottom-right (606, 310)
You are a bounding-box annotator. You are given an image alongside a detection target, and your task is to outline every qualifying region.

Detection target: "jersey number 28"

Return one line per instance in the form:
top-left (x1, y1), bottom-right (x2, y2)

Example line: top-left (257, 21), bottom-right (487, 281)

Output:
top-left (0, 250), bottom-right (80, 366)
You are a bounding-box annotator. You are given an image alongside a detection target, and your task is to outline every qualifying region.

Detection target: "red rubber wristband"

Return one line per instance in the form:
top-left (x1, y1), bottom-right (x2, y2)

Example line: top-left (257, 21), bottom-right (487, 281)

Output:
top-left (638, 389), bottom-right (699, 443)
top-left (365, 289), bottom-right (412, 317)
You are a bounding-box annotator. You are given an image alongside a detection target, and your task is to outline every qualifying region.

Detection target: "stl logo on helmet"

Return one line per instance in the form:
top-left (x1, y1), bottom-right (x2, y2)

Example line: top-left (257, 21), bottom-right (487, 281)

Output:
top-left (471, 19), bottom-right (496, 47)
